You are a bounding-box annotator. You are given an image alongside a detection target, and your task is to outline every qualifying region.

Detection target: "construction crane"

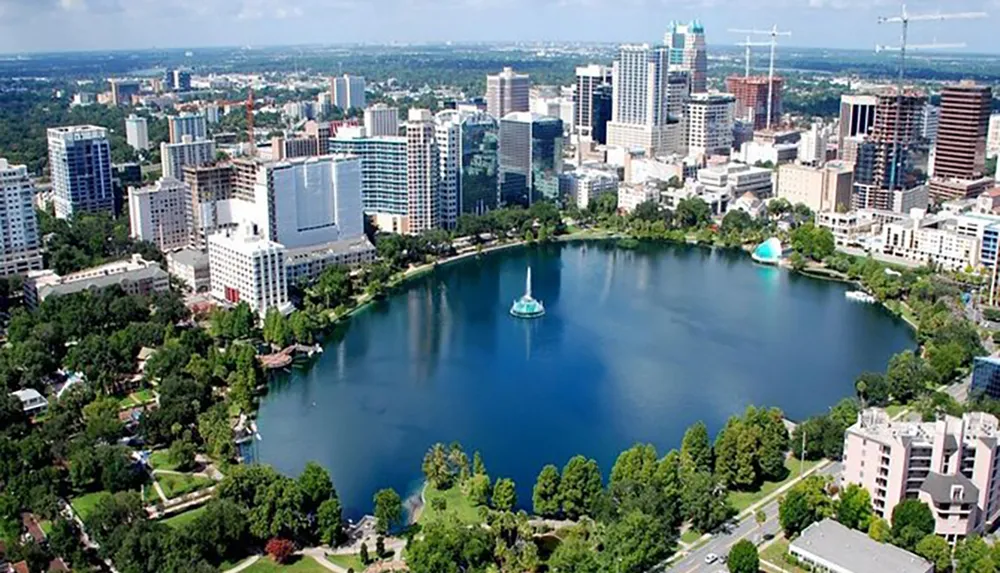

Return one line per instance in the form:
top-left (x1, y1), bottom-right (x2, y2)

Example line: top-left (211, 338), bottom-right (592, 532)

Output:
top-left (876, 3), bottom-right (986, 190)
top-left (734, 36), bottom-right (771, 78)
top-left (215, 86), bottom-right (257, 156)
top-left (729, 25), bottom-right (791, 130)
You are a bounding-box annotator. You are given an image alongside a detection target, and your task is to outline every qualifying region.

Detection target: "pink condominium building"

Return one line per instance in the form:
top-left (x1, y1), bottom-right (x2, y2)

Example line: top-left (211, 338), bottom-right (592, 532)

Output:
top-left (843, 408), bottom-right (1000, 543)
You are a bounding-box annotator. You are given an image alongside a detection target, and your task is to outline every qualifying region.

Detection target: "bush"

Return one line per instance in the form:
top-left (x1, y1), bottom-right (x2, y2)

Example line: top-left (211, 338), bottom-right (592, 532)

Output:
top-left (265, 538), bottom-right (295, 563)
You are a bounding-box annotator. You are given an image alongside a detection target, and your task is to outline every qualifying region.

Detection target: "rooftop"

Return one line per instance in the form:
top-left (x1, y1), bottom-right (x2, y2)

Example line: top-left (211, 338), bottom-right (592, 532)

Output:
top-left (167, 248), bottom-right (210, 269)
top-left (11, 388), bottom-right (44, 403)
top-left (791, 519), bottom-right (932, 573)
top-left (920, 472), bottom-right (979, 504)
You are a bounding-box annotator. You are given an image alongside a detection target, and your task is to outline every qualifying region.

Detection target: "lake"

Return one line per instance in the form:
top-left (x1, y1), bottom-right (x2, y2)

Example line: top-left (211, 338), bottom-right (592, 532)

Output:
top-left (255, 241), bottom-right (915, 518)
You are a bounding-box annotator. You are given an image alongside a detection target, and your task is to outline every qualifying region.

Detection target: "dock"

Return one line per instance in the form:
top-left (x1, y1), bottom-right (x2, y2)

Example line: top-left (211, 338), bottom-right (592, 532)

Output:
top-left (258, 343), bottom-right (323, 370)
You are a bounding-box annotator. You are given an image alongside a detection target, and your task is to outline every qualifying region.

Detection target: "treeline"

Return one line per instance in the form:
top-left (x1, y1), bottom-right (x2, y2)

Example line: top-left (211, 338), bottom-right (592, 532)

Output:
top-left (40, 211), bottom-right (163, 276)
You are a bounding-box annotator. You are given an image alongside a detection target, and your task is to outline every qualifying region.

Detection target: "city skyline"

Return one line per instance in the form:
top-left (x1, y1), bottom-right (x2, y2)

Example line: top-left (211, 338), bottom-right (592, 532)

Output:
top-left (0, 0), bottom-right (996, 54)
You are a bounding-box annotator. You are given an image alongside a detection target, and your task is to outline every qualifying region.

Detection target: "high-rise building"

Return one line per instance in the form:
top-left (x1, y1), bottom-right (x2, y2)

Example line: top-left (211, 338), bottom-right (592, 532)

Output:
top-left (591, 85), bottom-right (613, 145)
top-left (168, 112), bottom-right (208, 144)
top-left (208, 224), bottom-right (290, 317)
top-left (171, 69), bottom-right (192, 92)
top-left (499, 112), bottom-right (563, 207)
top-left (664, 20), bottom-right (707, 93)
top-left (109, 79), bottom-right (140, 107)
top-left (330, 75), bottom-right (366, 110)
top-left (843, 408), bottom-right (1000, 543)
top-left (364, 104), bottom-right (400, 137)
top-left (932, 82), bottom-right (991, 181)
top-left (435, 112), bottom-right (461, 230)
top-left (184, 162), bottom-right (237, 248)
top-left (435, 110), bottom-right (501, 223)
top-left (47, 125), bottom-right (114, 219)
top-left (725, 76), bottom-right (783, 131)
top-left (574, 64), bottom-right (612, 141)
top-left (270, 136), bottom-right (320, 160)
top-left (0, 158), bottom-right (43, 275)
top-left (606, 44), bottom-right (687, 156)
top-left (987, 114), bottom-right (1000, 159)
top-left (406, 110), bottom-right (441, 234)
top-left (304, 121), bottom-right (332, 155)
top-left (776, 161), bottom-right (853, 213)
top-left (798, 123), bottom-right (830, 166)
top-left (921, 104), bottom-right (940, 143)
top-left (486, 67), bottom-right (531, 120)
top-left (128, 177), bottom-right (192, 252)
top-left (125, 114), bottom-right (149, 151)
top-left (837, 94), bottom-right (877, 154)
top-left (856, 88), bottom-right (927, 209)
top-left (161, 135), bottom-right (216, 180)
top-left (686, 92), bottom-right (734, 158)
top-left (327, 136), bottom-right (409, 231)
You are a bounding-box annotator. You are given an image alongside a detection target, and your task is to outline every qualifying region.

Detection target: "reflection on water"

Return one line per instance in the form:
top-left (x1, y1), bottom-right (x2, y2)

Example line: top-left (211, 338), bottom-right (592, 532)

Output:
top-left (256, 241), bottom-right (914, 518)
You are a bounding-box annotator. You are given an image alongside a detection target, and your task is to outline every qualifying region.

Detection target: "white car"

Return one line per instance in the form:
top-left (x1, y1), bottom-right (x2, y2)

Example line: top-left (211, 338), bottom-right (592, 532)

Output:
top-left (704, 553), bottom-right (718, 564)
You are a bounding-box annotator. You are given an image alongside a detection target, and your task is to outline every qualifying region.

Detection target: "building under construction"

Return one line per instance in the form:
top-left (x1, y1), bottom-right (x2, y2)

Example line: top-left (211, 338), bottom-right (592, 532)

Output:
top-left (725, 76), bottom-right (783, 131)
top-left (851, 88), bottom-right (925, 210)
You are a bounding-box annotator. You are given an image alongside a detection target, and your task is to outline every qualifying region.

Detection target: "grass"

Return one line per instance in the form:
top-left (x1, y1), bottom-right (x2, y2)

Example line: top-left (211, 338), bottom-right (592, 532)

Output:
top-left (326, 554), bottom-right (365, 570)
top-left (157, 473), bottom-right (214, 500)
top-left (133, 388), bottom-right (155, 402)
top-left (679, 529), bottom-right (703, 545)
top-left (727, 458), bottom-right (823, 512)
top-left (161, 505), bottom-right (206, 529)
top-left (39, 520), bottom-right (52, 536)
top-left (885, 404), bottom-right (907, 419)
top-left (885, 299), bottom-right (919, 329)
top-left (759, 537), bottom-right (808, 573)
top-left (69, 491), bottom-right (109, 521)
top-left (417, 483), bottom-right (483, 526)
top-left (243, 556), bottom-right (331, 572)
top-left (148, 450), bottom-right (180, 471)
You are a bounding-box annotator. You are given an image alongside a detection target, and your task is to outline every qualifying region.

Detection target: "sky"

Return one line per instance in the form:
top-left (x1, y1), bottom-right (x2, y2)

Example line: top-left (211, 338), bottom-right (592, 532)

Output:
top-left (0, 0), bottom-right (997, 54)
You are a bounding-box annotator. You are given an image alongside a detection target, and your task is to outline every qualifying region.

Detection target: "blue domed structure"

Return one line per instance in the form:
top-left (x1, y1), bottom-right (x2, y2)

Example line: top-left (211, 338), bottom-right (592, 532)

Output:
top-left (510, 267), bottom-right (545, 318)
top-left (752, 237), bottom-right (783, 265)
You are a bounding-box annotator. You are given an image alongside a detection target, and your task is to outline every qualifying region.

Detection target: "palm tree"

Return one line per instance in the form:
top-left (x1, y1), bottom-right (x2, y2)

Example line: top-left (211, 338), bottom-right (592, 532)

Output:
top-left (754, 509), bottom-right (767, 544)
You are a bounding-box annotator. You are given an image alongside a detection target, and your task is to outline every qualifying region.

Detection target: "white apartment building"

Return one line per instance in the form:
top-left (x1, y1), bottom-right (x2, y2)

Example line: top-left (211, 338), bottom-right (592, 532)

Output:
top-left (881, 209), bottom-right (980, 271)
top-left (125, 114), bottom-right (149, 151)
top-left (816, 210), bottom-right (877, 247)
top-left (696, 162), bottom-right (773, 198)
top-left (618, 183), bottom-right (660, 213)
top-left (922, 104), bottom-right (940, 143)
top-left (607, 45), bottom-right (687, 157)
top-left (167, 248), bottom-right (210, 293)
top-left (776, 161), bottom-right (853, 213)
top-left (406, 110), bottom-right (440, 233)
top-left (531, 96), bottom-right (575, 134)
top-left (575, 64), bottom-right (612, 140)
top-left (168, 112), bottom-right (208, 143)
top-left (797, 123), bottom-right (830, 166)
top-left (843, 408), bottom-right (1000, 544)
top-left (486, 67), bottom-right (530, 120)
top-left (364, 104), bottom-right (400, 137)
top-left (686, 92), bottom-right (734, 158)
top-left (893, 184), bottom-right (931, 214)
top-left (987, 114), bottom-right (1000, 159)
top-left (128, 177), bottom-right (192, 252)
top-left (161, 135), bottom-right (216, 180)
top-left (48, 125), bottom-right (114, 219)
top-left (434, 112), bottom-right (460, 230)
top-left (331, 75), bottom-right (366, 110)
top-left (739, 140), bottom-right (799, 166)
top-left (208, 224), bottom-right (291, 317)
top-left (560, 169), bottom-right (619, 210)
top-left (0, 158), bottom-right (43, 275)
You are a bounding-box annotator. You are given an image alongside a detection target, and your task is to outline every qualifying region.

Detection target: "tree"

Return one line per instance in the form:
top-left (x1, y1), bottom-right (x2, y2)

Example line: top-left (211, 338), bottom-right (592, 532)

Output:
top-left (422, 443), bottom-right (453, 490)
top-left (169, 436), bottom-right (197, 472)
top-left (559, 456), bottom-right (603, 519)
top-left (675, 197), bottom-right (711, 229)
top-left (836, 484), bottom-right (873, 531)
top-left (298, 461), bottom-right (334, 514)
top-left (548, 535), bottom-right (601, 573)
top-left (82, 396), bottom-right (124, 443)
top-left (472, 451), bottom-right (487, 476)
top-left (373, 488), bottom-right (402, 535)
top-left (467, 474), bottom-right (491, 507)
top-left (728, 539), bottom-right (759, 573)
top-left (734, 424), bottom-right (761, 489)
top-left (265, 538), bottom-right (295, 563)
top-left (887, 350), bottom-right (937, 404)
top-left (492, 478), bottom-right (517, 512)
top-left (855, 371), bottom-right (890, 407)
top-left (533, 465), bottom-right (561, 517)
top-left (955, 535), bottom-right (994, 573)
top-left (868, 516), bottom-right (891, 542)
top-left (360, 541), bottom-right (370, 564)
top-left (47, 518), bottom-right (81, 565)
top-left (713, 418), bottom-right (741, 488)
top-left (915, 534), bottom-right (952, 573)
top-left (602, 510), bottom-right (673, 573)
top-left (680, 421), bottom-right (713, 475)
top-left (779, 487), bottom-right (813, 538)
top-left (891, 499), bottom-right (935, 551)
top-left (262, 308), bottom-right (290, 348)
top-left (683, 471), bottom-right (732, 533)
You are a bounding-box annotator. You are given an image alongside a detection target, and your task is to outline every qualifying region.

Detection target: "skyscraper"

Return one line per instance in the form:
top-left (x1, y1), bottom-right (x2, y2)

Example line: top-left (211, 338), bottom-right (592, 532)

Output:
top-left (364, 104), bottom-right (400, 137)
top-left (664, 20), bottom-right (707, 93)
top-left (330, 75), bottom-right (366, 110)
top-left (486, 67), bottom-right (530, 120)
top-left (406, 110), bottom-right (441, 234)
top-left (109, 79), bottom-right (139, 107)
top-left (499, 112), bottom-right (563, 207)
top-left (574, 64), bottom-right (612, 141)
top-left (838, 94), bottom-right (877, 154)
top-left (47, 125), bottom-right (114, 219)
top-left (686, 93), bottom-right (735, 157)
top-left (161, 135), bottom-right (216, 180)
top-left (852, 89), bottom-right (925, 210)
top-left (725, 76), bottom-right (783, 131)
top-left (171, 69), bottom-right (192, 92)
top-left (606, 44), bottom-right (685, 156)
top-left (168, 112), bottom-right (208, 144)
top-left (125, 114), bottom-right (149, 151)
top-left (932, 82), bottom-right (991, 180)
top-left (0, 158), bottom-right (43, 275)
top-left (128, 177), bottom-right (192, 252)
top-left (591, 85), bottom-right (613, 145)
top-left (435, 110), bottom-right (500, 218)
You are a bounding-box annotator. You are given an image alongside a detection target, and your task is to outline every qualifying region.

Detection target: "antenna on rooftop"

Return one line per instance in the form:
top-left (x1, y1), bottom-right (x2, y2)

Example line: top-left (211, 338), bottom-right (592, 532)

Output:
top-left (876, 3), bottom-right (987, 190)
top-left (729, 25), bottom-right (791, 130)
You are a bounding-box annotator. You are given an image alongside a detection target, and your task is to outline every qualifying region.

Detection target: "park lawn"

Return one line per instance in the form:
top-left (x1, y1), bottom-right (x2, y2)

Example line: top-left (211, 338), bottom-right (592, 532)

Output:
top-left (326, 554), bottom-right (365, 571)
top-left (148, 450), bottom-right (180, 471)
top-left (70, 491), bottom-right (109, 521)
top-left (418, 483), bottom-right (483, 526)
top-left (161, 505), bottom-right (206, 529)
top-left (157, 473), bottom-right (214, 499)
top-left (679, 529), bottom-right (702, 545)
top-left (727, 458), bottom-right (823, 512)
top-left (132, 389), bottom-right (155, 403)
top-left (243, 556), bottom-right (331, 573)
top-left (759, 537), bottom-right (808, 573)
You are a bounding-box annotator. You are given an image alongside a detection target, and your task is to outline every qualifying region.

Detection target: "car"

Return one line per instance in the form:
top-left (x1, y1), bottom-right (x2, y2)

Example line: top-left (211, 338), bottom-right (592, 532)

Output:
top-left (704, 553), bottom-right (718, 564)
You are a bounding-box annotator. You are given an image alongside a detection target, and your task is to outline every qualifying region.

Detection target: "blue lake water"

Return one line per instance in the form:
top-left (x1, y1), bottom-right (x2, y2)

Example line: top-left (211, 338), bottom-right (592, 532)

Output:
top-left (255, 241), bottom-right (915, 517)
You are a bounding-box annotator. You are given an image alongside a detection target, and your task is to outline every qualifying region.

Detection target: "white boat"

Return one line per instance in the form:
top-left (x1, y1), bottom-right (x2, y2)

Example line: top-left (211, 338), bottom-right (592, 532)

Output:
top-left (845, 290), bottom-right (876, 304)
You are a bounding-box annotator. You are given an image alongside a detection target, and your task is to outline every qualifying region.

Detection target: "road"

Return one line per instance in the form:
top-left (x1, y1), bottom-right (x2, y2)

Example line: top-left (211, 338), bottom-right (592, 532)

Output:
top-left (663, 462), bottom-right (842, 573)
